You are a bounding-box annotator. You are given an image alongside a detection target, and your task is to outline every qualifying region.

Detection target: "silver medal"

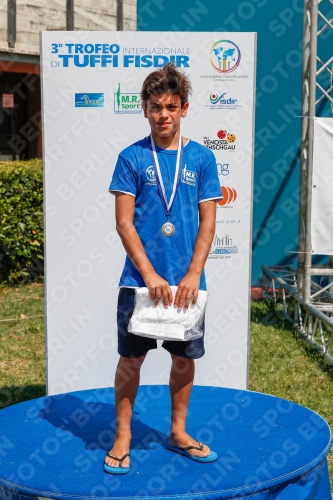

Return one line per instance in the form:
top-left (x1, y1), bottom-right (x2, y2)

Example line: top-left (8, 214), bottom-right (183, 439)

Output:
top-left (161, 221), bottom-right (175, 237)
top-left (151, 134), bottom-right (183, 239)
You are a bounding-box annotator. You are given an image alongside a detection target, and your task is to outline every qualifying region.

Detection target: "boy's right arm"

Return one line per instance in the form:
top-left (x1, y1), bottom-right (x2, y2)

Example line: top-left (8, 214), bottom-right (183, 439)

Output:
top-left (115, 192), bottom-right (173, 308)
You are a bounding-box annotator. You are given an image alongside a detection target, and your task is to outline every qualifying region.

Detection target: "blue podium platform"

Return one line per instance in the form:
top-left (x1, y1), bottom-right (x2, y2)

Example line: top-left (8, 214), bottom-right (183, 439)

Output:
top-left (0, 386), bottom-right (331, 500)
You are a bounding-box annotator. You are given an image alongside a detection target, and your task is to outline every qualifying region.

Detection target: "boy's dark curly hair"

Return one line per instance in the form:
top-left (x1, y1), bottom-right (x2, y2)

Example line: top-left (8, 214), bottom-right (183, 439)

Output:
top-left (141, 63), bottom-right (192, 107)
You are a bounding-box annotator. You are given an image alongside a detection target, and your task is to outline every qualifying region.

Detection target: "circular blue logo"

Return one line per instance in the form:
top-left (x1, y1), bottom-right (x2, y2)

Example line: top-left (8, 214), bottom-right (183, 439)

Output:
top-left (146, 166), bottom-right (156, 182)
top-left (210, 40), bottom-right (241, 73)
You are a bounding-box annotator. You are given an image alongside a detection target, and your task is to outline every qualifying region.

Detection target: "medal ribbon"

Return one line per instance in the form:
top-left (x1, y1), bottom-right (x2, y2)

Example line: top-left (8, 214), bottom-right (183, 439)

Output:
top-left (150, 133), bottom-right (184, 218)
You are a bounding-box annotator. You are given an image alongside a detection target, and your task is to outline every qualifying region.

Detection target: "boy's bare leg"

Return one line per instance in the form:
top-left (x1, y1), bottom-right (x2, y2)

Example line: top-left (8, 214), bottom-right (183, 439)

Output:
top-left (168, 354), bottom-right (210, 457)
top-left (105, 354), bottom-right (146, 468)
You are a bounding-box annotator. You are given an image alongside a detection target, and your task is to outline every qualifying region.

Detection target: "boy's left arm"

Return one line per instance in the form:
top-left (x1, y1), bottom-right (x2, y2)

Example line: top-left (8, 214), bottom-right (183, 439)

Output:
top-left (174, 200), bottom-right (216, 310)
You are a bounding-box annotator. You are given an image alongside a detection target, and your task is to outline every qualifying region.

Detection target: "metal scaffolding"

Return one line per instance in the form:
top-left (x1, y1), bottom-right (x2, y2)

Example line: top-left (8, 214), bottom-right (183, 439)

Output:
top-left (263, 0), bottom-right (333, 364)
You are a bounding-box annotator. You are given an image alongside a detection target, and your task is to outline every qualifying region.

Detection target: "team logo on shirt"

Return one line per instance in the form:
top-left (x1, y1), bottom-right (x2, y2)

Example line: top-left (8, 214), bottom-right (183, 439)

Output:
top-left (146, 166), bottom-right (156, 183)
top-left (181, 164), bottom-right (197, 186)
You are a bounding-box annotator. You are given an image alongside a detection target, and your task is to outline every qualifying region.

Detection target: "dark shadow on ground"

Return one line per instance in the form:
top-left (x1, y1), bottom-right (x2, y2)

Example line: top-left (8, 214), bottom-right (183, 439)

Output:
top-left (0, 383), bottom-right (46, 410)
top-left (39, 392), bottom-right (169, 452)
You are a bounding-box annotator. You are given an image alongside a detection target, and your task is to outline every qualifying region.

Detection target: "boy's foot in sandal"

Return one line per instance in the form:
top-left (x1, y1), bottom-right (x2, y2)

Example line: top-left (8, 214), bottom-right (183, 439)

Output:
top-left (168, 432), bottom-right (218, 463)
top-left (104, 435), bottom-right (131, 474)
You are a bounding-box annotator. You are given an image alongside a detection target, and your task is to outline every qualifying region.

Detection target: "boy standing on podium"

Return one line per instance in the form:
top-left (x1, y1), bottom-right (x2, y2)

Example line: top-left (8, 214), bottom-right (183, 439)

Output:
top-left (105, 63), bottom-right (222, 474)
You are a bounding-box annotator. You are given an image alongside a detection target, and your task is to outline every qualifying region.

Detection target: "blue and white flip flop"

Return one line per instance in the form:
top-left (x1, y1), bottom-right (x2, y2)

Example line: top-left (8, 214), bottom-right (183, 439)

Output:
top-left (103, 452), bottom-right (130, 475)
top-left (168, 441), bottom-right (218, 463)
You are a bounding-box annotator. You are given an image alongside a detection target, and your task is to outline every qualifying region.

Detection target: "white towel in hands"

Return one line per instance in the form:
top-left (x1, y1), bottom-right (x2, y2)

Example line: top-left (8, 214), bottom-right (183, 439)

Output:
top-left (128, 286), bottom-right (208, 341)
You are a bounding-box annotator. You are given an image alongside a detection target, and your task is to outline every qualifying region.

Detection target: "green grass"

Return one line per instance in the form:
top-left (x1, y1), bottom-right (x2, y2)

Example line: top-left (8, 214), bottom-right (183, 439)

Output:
top-left (249, 299), bottom-right (333, 487)
top-left (249, 300), bottom-right (333, 418)
top-left (0, 283), bottom-right (45, 407)
top-left (0, 287), bottom-right (332, 486)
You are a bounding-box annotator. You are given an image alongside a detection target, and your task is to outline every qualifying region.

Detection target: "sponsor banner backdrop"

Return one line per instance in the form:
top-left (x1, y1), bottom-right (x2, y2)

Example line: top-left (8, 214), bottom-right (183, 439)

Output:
top-left (40, 31), bottom-right (256, 395)
top-left (311, 118), bottom-right (333, 255)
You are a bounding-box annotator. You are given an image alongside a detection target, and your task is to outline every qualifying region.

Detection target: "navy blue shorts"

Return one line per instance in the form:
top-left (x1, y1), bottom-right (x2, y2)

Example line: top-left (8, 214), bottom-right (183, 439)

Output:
top-left (117, 287), bottom-right (205, 359)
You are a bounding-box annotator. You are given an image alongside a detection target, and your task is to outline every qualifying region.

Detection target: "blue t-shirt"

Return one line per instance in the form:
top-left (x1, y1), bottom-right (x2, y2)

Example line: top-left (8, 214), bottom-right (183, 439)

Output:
top-left (109, 137), bottom-right (222, 290)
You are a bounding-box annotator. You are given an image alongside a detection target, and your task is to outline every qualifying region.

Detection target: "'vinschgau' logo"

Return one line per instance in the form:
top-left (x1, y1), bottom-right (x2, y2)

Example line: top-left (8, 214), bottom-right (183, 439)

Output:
top-left (203, 130), bottom-right (237, 151)
top-left (114, 83), bottom-right (142, 114)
